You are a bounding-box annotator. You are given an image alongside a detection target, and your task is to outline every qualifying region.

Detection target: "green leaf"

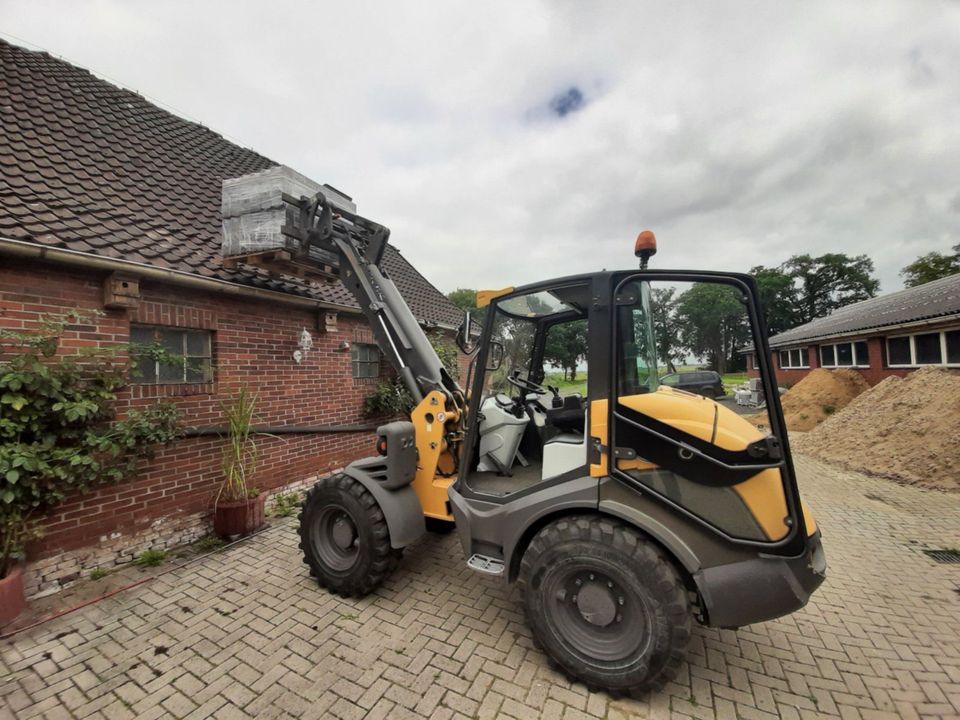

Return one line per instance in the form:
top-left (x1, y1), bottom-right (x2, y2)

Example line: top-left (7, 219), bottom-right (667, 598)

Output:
top-left (1, 490), bottom-right (14, 504)
top-left (5, 470), bottom-right (19, 483)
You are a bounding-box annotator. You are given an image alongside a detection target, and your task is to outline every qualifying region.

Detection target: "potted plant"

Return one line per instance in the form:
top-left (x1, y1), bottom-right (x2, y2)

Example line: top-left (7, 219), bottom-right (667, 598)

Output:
top-left (213, 388), bottom-right (266, 537)
top-left (0, 312), bottom-right (180, 625)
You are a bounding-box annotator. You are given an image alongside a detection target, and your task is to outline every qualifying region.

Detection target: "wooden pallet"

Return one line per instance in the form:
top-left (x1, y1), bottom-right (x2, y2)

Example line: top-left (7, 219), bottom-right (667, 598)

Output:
top-left (222, 249), bottom-right (340, 283)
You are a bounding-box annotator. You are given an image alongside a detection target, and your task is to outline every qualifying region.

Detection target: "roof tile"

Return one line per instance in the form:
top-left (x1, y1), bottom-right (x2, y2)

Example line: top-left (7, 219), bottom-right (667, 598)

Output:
top-left (769, 273), bottom-right (960, 347)
top-left (0, 40), bottom-right (461, 327)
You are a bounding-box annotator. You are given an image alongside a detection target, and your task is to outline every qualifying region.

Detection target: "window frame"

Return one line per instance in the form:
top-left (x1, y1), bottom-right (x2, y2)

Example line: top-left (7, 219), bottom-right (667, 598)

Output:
top-left (130, 324), bottom-right (214, 385)
top-left (351, 342), bottom-right (381, 379)
top-left (819, 340), bottom-right (870, 368)
top-left (886, 329), bottom-right (960, 368)
top-left (778, 347), bottom-right (809, 369)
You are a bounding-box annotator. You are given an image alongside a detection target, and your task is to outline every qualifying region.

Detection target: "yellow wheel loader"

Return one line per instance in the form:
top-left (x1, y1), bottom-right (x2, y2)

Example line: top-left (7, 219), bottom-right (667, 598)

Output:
top-left (271, 192), bottom-right (824, 696)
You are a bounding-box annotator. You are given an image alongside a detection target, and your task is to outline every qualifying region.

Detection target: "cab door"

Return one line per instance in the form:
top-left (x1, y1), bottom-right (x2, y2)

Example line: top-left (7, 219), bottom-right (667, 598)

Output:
top-left (603, 272), bottom-right (808, 555)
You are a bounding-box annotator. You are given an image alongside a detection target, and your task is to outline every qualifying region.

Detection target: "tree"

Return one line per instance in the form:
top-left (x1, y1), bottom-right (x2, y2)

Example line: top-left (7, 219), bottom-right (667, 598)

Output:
top-left (649, 288), bottom-right (684, 372)
top-left (446, 288), bottom-right (477, 312)
top-left (674, 283), bottom-right (749, 374)
top-left (447, 287), bottom-right (485, 326)
top-left (900, 244), bottom-right (960, 287)
top-left (749, 265), bottom-right (800, 335)
top-left (780, 253), bottom-right (879, 325)
top-left (544, 320), bottom-right (587, 381)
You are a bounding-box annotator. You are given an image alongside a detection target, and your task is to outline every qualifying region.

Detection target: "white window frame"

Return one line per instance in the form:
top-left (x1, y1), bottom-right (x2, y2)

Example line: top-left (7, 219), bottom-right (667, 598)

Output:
top-left (819, 340), bottom-right (870, 368)
top-left (778, 347), bottom-right (809, 369)
top-left (750, 353), bottom-right (758, 370)
top-left (130, 324), bottom-right (214, 385)
top-left (886, 329), bottom-right (960, 368)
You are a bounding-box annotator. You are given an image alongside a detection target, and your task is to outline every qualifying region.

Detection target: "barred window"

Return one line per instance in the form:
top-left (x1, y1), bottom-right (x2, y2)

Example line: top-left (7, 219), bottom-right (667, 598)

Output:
top-left (351, 343), bottom-right (380, 379)
top-left (130, 325), bottom-right (213, 384)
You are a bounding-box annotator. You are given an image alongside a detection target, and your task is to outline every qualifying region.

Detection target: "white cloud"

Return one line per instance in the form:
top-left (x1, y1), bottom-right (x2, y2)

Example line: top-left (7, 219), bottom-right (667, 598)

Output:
top-left (4, 0), bottom-right (959, 293)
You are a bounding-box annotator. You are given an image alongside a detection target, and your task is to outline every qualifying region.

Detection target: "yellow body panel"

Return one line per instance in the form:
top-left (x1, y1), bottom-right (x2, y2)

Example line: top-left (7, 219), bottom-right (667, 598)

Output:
top-left (594, 387), bottom-right (815, 541)
top-left (476, 287), bottom-right (514, 308)
top-left (410, 391), bottom-right (457, 521)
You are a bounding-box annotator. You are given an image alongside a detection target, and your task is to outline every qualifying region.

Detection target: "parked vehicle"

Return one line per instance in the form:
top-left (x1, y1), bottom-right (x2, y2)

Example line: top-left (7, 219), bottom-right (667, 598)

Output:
top-left (660, 370), bottom-right (725, 398)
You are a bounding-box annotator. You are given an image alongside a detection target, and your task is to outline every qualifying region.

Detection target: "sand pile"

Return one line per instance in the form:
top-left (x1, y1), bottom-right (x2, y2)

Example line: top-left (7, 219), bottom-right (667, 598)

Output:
top-left (792, 366), bottom-right (960, 491)
top-left (779, 368), bottom-right (870, 431)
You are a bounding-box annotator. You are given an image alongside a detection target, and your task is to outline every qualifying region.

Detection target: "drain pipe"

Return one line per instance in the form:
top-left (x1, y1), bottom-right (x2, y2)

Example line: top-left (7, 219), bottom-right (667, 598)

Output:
top-left (182, 424), bottom-right (379, 437)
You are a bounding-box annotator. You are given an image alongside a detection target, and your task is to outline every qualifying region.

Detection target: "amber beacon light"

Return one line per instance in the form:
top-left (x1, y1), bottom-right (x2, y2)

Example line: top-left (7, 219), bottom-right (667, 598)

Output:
top-left (635, 230), bottom-right (657, 269)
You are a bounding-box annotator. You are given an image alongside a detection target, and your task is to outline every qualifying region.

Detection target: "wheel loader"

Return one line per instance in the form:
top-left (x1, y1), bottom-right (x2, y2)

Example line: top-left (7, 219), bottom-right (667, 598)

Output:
top-left (265, 192), bottom-right (825, 695)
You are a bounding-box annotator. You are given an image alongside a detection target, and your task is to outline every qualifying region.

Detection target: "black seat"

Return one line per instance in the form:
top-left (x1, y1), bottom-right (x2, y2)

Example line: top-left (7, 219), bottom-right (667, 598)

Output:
top-left (545, 395), bottom-right (585, 434)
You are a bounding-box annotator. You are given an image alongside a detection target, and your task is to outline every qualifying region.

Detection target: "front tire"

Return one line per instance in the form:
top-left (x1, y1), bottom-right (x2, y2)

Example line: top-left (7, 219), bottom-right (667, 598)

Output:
top-left (298, 472), bottom-right (401, 597)
top-left (517, 516), bottom-right (691, 696)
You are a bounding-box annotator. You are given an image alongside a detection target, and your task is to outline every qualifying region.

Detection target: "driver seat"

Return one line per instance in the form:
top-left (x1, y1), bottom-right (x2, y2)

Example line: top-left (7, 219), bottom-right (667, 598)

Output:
top-left (545, 394), bottom-right (585, 434)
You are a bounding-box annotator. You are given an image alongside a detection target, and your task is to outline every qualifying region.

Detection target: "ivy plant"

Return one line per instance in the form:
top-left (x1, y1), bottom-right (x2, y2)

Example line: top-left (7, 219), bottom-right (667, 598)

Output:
top-left (364, 332), bottom-right (460, 417)
top-left (0, 312), bottom-right (181, 579)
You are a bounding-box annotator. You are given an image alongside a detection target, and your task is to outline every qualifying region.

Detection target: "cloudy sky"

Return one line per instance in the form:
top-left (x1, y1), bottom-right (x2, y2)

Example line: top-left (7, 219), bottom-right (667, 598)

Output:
top-left (4, 1), bottom-right (959, 293)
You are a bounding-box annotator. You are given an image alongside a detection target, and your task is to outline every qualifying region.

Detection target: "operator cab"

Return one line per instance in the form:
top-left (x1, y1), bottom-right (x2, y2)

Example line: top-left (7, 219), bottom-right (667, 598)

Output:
top-left (465, 282), bottom-right (592, 496)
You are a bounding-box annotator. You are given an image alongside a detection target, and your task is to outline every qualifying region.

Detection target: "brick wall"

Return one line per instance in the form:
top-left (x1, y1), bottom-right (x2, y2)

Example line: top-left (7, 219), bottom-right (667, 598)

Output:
top-left (0, 258), bottom-right (462, 593)
top-left (747, 324), bottom-right (958, 386)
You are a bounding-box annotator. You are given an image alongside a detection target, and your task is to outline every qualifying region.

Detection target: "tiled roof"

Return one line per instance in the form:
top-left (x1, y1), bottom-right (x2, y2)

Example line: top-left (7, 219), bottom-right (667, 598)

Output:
top-left (0, 39), bottom-right (462, 328)
top-left (768, 272), bottom-right (960, 347)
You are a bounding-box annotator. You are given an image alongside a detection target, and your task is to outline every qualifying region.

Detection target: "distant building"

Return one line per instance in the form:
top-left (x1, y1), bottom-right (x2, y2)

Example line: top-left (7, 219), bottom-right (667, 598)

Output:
top-left (746, 273), bottom-right (960, 385)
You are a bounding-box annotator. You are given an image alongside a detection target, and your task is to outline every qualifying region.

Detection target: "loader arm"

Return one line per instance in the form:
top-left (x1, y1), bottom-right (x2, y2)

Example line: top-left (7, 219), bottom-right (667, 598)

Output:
top-left (282, 190), bottom-right (464, 410)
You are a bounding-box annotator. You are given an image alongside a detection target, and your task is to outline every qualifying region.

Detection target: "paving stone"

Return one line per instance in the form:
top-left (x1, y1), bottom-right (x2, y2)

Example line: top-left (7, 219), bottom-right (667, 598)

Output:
top-left (1, 457), bottom-right (958, 719)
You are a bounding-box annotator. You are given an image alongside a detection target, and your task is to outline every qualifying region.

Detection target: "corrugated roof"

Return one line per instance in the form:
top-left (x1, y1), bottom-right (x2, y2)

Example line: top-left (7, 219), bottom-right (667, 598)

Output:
top-left (768, 272), bottom-right (960, 348)
top-left (0, 39), bottom-right (462, 328)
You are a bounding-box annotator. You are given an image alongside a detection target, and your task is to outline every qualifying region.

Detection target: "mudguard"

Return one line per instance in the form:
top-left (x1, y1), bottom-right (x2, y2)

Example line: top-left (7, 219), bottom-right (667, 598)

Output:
top-left (344, 457), bottom-right (426, 548)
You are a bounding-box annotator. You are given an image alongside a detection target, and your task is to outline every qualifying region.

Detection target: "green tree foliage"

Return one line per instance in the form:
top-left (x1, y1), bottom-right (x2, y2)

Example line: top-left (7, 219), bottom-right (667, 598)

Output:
top-left (447, 287), bottom-right (485, 326)
top-left (544, 320), bottom-right (587, 381)
top-left (674, 283), bottom-right (749, 374)
top-left (649, 288), bottom-right (685, 372)
top-left (749, 265), bottom-right (799, 335)
top-left (780, 253), bottom-right (879, 325)
top-left (0, 313), bottom-right (180, 578)
top-left (900, 244), bottom-right (960, 287)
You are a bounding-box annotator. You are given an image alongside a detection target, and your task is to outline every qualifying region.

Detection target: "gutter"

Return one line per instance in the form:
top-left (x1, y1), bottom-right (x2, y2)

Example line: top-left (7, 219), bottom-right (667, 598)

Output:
top-left (182, 424), bottom-right (379, 437)
top-left (0, 236), bottom-right (358, 314)
top-left (0, 236), bottom-right (461, 331)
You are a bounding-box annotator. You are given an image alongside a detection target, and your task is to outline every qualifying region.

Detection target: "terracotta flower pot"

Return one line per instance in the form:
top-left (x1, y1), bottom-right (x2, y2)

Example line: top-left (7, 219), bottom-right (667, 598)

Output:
top-left (213, 493), bottom-right (266, 537)
top-left (0, 564), bottom-right (26, 627)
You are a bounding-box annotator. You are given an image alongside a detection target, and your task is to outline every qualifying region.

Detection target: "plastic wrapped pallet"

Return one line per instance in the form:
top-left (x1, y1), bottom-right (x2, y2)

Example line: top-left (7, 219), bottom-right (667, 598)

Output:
top-left (221, 165), bottom-right (356, 260)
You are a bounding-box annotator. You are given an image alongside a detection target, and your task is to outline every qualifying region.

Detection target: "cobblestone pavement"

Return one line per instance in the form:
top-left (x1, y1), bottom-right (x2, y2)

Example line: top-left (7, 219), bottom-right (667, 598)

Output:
top-left (2, 456), bottom-right (959, 720)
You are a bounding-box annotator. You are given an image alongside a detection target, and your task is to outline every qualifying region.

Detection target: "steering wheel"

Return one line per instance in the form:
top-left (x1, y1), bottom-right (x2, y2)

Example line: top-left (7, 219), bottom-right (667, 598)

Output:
top-left (507, 370), bottom-right (547, 395)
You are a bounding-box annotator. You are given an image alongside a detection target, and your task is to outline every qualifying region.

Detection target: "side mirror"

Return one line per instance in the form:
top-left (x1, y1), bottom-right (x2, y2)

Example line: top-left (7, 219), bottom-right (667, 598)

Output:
top-left (486, 341), bottom-right (504, 371)
top-left (456, 311), bottom-right (476, 354)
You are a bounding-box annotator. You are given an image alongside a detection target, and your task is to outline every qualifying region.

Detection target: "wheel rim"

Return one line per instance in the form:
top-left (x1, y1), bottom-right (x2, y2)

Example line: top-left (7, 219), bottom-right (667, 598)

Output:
top-left (311, 504), bottom-right (360, 572)
top-left (543, 564), bottom-right (652, 664)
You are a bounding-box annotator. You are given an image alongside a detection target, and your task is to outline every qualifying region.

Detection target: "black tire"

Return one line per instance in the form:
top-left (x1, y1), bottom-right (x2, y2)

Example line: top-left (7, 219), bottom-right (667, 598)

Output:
top-left (517, 515), bottom-right (691, 697)
top-left (298, 472), bottom-right (401, 597)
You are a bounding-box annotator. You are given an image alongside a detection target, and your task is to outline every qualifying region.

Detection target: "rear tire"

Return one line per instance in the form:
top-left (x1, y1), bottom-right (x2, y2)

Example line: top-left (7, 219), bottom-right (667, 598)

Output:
top-left (517, 516), bottom-right (691, 697)
top-left (298, 472), bottom-right (401, 597)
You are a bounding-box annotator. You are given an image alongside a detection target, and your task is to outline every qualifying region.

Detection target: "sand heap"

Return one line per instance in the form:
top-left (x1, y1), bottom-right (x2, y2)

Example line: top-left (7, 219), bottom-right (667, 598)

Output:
top-left (778, 368), bottom-right (870, 431)
top-left (792, 366), bottom-right (960, 491)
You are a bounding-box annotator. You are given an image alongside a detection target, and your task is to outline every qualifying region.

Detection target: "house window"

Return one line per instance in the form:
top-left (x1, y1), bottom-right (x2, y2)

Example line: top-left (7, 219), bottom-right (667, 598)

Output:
top-left (130, 325), bottom-right (213, 384)
top-left (886, 329), bottom-right (960, 367)
top-left (750, 353), bottom-right (758, 370)
top-left (351, 343), bottom-right (380, 378)
top-left (778, 348), bottom-right (808, 369)
top-left (819, 341), bottom-right (870, 368)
